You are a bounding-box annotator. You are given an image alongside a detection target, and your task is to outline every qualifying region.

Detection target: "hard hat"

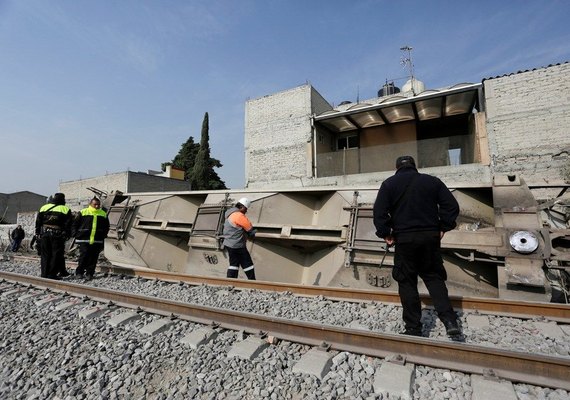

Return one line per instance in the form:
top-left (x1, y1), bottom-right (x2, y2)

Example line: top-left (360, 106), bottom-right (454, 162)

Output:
top-left (238, 197), bottom-right (251, 209)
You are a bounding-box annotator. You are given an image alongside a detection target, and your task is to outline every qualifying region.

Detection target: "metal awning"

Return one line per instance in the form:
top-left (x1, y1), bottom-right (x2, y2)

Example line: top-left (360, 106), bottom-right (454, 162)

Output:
top-left (314, 83), bottom-right (482, 133)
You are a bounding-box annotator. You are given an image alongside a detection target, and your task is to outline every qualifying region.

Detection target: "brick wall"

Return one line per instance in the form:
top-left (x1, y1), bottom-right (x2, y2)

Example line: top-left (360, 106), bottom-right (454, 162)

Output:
top-left (245, 84), bottom-right (329, 188)
top-left (245, 64), bottom-right (570, 191)
top-left (484, 63), bottom-right (570, 185)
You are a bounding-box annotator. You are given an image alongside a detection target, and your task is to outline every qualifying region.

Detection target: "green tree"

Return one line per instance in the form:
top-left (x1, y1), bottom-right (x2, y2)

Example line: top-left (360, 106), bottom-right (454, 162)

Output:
top-left (190, 112), bottom-right (226, 190)
top-left (162, 136), bottom-right (200, 181)
top-left (163, 112), bottom-right (227, 190)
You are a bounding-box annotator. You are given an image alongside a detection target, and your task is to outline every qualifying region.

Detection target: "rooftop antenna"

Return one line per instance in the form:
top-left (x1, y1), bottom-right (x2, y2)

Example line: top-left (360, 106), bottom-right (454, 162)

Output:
top-left (400, 45), bottom-right (416, 94)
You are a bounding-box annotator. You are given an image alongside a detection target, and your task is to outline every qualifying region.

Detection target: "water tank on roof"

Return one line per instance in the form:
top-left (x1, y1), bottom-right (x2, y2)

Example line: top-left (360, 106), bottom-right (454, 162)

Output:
top-left (378, 82), bottom-right (400, 97)
top-left (402, 78), bottom-right (425, 95)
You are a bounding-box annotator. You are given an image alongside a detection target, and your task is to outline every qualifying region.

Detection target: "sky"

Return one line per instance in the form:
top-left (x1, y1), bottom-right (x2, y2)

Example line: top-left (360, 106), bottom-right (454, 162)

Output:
top-left (1, 1), bottom-right (569, 197)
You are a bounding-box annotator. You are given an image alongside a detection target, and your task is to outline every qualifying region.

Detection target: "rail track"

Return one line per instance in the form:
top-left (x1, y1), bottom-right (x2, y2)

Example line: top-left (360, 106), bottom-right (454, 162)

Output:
top-left (1, 269), bottom-right (569, 393)
top-left (97, 264), bottom-right (570, 323)
top-left (11, 255), bottom-right (570, 324)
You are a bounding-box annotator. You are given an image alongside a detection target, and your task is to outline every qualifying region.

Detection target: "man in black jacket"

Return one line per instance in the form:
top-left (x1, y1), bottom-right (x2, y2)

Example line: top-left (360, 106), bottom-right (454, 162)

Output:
top-left (373, 156), bottom-right (461, 337)
top-left (35, 193), bottom-right (72, 279)
top-left (10, 225), bottom-right (25, 252)
top-left (72, 197), bottom-right (109, 280)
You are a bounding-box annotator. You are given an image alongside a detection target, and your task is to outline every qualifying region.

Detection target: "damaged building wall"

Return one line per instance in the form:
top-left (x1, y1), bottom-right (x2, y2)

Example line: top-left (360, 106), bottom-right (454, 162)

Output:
top-left (485, 62), bottom-right (570, 186)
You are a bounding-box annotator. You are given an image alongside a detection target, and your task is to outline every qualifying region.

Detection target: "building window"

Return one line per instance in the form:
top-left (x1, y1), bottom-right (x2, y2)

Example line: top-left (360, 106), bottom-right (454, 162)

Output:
top-left (337, 135), bottom-right (358, 150)
top-left (448, 148), bottom-right (461, 166)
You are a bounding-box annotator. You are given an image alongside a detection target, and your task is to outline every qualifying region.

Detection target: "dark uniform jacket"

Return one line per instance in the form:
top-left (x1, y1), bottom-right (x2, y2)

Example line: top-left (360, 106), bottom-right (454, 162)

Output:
top-left (73, 206), bottom-right (110, 244)
top-left (373, 166), bottom-right (459, 239)
top-left (11, 227), bottom-right (25, 241)
top-left (35, 203), bottom-right (72, 237)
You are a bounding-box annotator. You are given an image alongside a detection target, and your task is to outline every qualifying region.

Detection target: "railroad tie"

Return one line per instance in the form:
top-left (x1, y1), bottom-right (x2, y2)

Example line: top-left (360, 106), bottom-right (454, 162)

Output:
top-left (55, 298), bottom-right (84, 311)
top-left (17, 292), bottom-right (42, 302)
top-left (292, 348), bottom-right (334, 381)
top-left (1, 288), bottom-right (27, 298)
top-left (373, 360), bottom-right (414, 400)
top-left (227, 336), bottom-right (269, 361)
top-left (139, 317), bottom-right (174, 336)
top-left (78, 306), bottom-right (110, 320)
top-left (34, 294), bottom-right (61, 307)
top-left (532, 321), bottom-right (566, 340)
top-left (180, 327), bottom-right (219, 349)
top-left (471, 375), bottom-right (517, 400)
top-left (107, 311), bottom-right (141, 327)
top-left (466, 314), bottom-right (490, 330)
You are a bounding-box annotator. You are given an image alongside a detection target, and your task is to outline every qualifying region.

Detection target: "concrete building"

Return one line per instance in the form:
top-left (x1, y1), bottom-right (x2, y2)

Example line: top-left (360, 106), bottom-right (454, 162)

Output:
top-left (59, 170), bottom-right (192, 211)
top-left (0, 191), bottom-right (46, 251)
top-left (0, 191), bottom-right (47, 224)
top-left (1, 169), bottom-right (190, 250)
top-left (244, 62), bottom-right (570, 199)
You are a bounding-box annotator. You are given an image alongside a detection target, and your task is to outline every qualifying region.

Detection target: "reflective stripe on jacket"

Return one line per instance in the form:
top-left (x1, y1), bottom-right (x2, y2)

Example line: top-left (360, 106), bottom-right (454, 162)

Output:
top-left (73, 206), bottom-right (110, 245)
top-left (36, 203), bottom-right (72, 236)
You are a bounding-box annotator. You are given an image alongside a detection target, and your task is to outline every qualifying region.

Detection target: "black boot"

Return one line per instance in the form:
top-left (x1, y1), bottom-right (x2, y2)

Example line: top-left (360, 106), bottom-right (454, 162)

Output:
top-left (443, 319), bottom-right (461, 336)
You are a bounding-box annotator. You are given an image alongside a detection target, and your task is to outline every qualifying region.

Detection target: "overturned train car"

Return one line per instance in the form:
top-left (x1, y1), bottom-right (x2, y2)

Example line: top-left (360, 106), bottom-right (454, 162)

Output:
top-left (102, 175), bottom-right (570, 303)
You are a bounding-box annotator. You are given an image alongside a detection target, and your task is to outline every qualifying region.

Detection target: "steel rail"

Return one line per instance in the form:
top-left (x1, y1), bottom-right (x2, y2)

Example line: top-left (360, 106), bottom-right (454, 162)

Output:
top-left (1, 270), bottom-right (569, 391)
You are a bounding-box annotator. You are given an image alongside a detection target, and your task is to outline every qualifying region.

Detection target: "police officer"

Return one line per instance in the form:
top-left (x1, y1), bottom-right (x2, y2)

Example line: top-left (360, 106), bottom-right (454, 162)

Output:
top-left (35, 193), bottom-right (72, 279)
top-left (373, 156), bottom-right (461, 337)
top-left (222, 197), bottom-right (257, 280)
top-left (73, 197), bottom-right (109, 280)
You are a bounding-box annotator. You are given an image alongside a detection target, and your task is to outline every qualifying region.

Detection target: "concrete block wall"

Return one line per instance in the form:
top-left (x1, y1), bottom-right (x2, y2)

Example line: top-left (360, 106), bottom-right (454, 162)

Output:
top-left (245, 85), bottom-right (331, 188)
top-left (0, 212), bottom-right (37, 252)
top-left (0, 192), bottom-right (47, 224)
top-left (60, 171), bottom-right (192, 211)
top-left (127, 172), bottom-right (192, 192)
top-left (60, 172), bottom-right (129, 211)
top-left (484, 63), bottom-right (570, 185)
top-left (0, 224), bottom-right (17, 251)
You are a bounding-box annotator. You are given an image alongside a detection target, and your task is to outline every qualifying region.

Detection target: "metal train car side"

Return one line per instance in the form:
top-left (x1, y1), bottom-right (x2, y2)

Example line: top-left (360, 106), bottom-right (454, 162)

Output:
top-left (102, 174), bottom-right (570, 303)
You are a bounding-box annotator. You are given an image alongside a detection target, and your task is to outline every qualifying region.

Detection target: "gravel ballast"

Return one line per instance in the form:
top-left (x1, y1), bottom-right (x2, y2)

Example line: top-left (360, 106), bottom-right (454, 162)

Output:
top-left (1, 258), bottom-right (569, 399)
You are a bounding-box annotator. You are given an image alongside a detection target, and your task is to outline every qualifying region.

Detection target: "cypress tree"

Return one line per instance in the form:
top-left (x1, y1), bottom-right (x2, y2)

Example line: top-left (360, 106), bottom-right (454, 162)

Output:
top-left (164, 112), bottom-right (227, 190)
top-left (162, 136), bottom-right (200, 181)
top-left (191, 112), bottom-right (226, 190)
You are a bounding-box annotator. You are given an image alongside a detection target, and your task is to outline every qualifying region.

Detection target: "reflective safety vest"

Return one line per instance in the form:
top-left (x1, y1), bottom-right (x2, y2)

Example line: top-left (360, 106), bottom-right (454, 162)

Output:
top-left (74, 206), bottom-right (109, 245)
top-left (36, 203), bottom-right (72, 236)
top-left (222, 207), bottom-right (254, 249)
